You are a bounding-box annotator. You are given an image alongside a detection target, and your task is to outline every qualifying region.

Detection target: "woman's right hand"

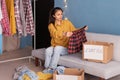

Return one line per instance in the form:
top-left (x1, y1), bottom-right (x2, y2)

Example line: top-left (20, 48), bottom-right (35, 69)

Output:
top-left (66, 32), bottom-right (73, 37)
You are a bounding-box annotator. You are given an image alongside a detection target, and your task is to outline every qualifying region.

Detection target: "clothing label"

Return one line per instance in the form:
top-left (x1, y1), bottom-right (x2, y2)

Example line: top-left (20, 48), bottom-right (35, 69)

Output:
top-left (84, 45), bottom-right (103, 60)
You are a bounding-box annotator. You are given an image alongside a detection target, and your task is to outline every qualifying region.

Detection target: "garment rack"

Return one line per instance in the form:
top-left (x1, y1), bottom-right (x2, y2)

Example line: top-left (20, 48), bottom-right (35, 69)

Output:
top-left (0, 0), bottom-right (36, 63)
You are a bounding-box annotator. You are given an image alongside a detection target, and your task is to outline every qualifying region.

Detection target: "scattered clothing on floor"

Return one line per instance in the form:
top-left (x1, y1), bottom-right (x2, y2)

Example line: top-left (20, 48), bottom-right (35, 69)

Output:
top-left (13, 65), bottom-right (38, 80)
top-left (22, 74), bottom-right (31, 80)
top-left (37, 72), bottom-right (53, 80)
top-left (43, 66), bottom-right (65, 75)
top-left (55, 66), bottom-right (65, 75)
top-left (43, 68), bottom-right (55, 74)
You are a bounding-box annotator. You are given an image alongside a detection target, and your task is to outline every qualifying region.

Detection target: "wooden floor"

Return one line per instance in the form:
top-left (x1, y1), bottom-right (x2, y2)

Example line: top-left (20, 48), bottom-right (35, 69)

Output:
top-left (0, 47), bottom-right (120, 80)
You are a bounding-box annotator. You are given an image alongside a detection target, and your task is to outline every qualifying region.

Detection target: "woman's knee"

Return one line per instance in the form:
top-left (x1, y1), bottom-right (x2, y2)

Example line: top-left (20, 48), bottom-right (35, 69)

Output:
top-left (54, 46), bottom-right (64, 53)
top-left (45, 46), bottom-right (54, 56)
top-left (54, 46), bottom-right (64, 50)
top-left (54, 46), bottom-right (68, 55)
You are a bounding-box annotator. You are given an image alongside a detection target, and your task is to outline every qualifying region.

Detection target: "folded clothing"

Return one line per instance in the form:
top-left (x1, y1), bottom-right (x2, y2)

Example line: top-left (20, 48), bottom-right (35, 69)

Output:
top-left (37, 72), bottom-right (53, 80)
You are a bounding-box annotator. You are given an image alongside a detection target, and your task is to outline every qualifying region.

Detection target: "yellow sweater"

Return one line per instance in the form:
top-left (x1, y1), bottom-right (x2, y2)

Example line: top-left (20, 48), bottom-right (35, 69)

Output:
top-left (22, 72), bottom-right (52, 80)
top-left (48, 20), bottom-right (76, 48)
top-left (6, 0), bottom-right (16, 35)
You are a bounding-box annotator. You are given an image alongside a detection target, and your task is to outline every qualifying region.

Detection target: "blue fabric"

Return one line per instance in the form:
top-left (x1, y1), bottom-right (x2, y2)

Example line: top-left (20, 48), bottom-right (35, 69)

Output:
top-left (56, 66), bottom-right (65, 75)
top-left (44, 46), bottom-right (68, 69)
top-left (0, 34), bottom-right (2, 54)
top-left (43, 68), bottom-right (55, 74)
top-left (20, 35), bottom-right (32, 48)
top-left (18, 69), bottom-right (38, 80)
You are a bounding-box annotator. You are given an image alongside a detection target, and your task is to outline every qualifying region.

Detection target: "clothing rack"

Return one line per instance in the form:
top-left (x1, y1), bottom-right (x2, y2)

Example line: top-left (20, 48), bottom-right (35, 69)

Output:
top-left (0, 56), bottom-right (32, 63)
top-left (0, 0), bottom-right (36, 63)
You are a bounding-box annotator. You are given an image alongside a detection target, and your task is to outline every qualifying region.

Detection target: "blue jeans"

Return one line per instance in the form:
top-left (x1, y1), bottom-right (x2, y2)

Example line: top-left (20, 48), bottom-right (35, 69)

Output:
top-left (44, 46), bottom-right (68, 69)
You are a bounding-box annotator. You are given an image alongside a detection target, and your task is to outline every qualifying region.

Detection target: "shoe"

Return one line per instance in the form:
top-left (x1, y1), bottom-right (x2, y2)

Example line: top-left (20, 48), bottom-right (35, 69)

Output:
top-left (43, 68), bottom-right (48, 73)
top-left (43, 68), bottom-right (54, 74)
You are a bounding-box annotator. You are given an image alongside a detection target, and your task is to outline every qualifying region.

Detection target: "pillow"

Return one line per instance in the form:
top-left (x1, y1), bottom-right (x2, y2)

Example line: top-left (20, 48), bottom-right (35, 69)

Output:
top-left (86, 32), bottom-right (120, 61)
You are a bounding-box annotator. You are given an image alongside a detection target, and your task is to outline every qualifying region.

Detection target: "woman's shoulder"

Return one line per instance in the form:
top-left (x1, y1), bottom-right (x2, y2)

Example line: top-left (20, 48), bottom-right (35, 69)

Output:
top-left (48, 23), bottom-right (54, 29)
top-left (63, 19), bottom-right (71, 23)
top-left (48, 23), bottom-right (53, 27)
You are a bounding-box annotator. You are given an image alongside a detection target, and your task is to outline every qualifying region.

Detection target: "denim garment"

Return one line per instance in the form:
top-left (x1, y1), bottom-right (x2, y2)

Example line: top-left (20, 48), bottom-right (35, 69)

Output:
top-left (44, 46), bottom-right (68, 69)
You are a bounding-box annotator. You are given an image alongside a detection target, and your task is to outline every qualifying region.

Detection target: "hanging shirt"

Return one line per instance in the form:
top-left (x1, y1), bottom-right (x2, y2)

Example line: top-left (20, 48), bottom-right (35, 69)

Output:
top-left (68, 27), bottom-right (87, 54)
top-left (19, 0), bottom-right (26, 36)
top-left (23, 0), bottom-right (34, 36)
top-left (5, 0), bottom-right (16, 35)
top-left (15, 0), bottom-right (34, 37)
top-left (14, 0), bottom-right (23, 36)
top-left (1, 0), bottom-right (11, 36)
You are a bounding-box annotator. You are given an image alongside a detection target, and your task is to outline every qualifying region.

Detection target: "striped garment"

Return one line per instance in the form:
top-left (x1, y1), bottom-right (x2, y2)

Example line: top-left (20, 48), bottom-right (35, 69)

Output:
top-left (68, 27), bottom-right (87, 54)
top-left (14, 0), bottom-right (34, 37)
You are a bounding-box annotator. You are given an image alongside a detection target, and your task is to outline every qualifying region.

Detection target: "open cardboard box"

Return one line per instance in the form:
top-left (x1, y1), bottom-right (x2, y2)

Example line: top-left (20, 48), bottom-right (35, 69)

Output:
top-left (82, 41), bottom-right (113, 63)
top-left (53, 68), bottom-right (84, 80)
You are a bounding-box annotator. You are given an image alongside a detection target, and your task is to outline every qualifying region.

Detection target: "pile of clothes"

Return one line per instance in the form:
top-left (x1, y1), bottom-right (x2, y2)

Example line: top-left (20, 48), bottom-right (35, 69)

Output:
top-left (13, 65), bottom-right (52, 80)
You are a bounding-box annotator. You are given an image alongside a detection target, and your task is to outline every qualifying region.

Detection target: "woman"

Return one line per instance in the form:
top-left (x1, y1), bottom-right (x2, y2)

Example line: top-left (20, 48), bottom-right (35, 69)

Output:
top-left (43, 7), bottom-right (88, 73)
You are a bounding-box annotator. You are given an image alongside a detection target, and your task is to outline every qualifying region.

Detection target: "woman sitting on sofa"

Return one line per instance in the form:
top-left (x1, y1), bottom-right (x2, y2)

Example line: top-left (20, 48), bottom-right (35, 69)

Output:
top-left (43, 7), bottom-right (88, 73)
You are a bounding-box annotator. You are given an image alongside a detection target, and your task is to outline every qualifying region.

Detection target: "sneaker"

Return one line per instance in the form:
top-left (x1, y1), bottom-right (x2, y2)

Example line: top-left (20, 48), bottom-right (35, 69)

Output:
top-left (43, 68), bottom-right (54, 74)
top-left (43, 68), bottom-right (49, 73)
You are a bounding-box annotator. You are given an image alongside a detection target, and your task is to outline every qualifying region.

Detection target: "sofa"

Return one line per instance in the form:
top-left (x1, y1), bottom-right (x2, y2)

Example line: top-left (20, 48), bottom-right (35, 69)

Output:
top-left (32, 32), bottom-right (120, 80)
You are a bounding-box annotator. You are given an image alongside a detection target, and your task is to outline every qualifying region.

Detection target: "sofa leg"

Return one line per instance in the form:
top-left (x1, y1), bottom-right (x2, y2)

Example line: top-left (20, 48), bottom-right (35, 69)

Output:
top-left (35, 57), bottom-right (39, 66)
top-left (99, 77), bottom-right (105, 80)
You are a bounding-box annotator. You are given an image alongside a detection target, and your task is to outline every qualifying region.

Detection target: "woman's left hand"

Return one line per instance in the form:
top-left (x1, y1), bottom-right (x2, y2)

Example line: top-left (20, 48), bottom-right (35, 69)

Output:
top-left (84, 25), bottom-right (88, 30)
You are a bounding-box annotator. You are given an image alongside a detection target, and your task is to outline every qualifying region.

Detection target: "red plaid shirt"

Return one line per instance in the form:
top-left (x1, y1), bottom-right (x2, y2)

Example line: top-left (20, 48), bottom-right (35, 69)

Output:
top-left (68, 27), bottom-right (87, 54)
top-left (1, 0), bottom-right (11, 36)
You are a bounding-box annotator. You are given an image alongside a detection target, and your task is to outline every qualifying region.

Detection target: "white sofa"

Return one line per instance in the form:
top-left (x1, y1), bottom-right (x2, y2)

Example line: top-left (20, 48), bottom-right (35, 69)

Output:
top-left (32, 32), bottom-right (120, 80)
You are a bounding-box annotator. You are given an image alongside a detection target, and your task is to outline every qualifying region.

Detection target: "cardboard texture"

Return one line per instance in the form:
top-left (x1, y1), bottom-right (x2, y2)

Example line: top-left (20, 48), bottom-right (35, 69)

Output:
top-left (82, 41), bottom-right (113, 63)
top-left (53, 68), bottom-right (84, 80)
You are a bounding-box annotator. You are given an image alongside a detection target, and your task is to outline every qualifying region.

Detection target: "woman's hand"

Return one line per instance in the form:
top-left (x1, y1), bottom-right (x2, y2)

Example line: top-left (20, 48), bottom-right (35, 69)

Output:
top-left (66, 32), bottom-right (73, 37)
top-left (84, 25), bottom-right (88, 30)
top-left (63, 31), bottom-right (73, 37)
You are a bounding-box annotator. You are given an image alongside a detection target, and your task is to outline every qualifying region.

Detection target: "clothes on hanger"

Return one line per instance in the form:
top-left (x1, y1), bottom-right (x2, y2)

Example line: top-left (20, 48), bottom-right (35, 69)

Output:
top-left (0, 0), bottom-right (34, 37)
top-left (6, 0), bottom-right (16, 35)
top-left (0, 0), bottom-right (34, 53)
top-left (1, 0), bottom-right (11, 36)
top-left (14, 0), bottom-right (34, 37)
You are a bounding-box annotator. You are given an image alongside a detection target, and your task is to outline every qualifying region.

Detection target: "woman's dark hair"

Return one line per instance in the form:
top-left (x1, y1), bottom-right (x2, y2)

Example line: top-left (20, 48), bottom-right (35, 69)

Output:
top-left (49, 7), bottom-right (63, 25)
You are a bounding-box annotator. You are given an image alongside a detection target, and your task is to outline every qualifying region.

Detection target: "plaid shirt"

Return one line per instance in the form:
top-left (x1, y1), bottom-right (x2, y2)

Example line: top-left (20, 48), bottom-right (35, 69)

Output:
top-left (68, 27), bottom-right (87, 54)
top-left (23, 0), bottom-right (34, 36)
top-left (1, 0), bottom-right (11, 36)
top-left (14, 0), bottom-right (34, 37)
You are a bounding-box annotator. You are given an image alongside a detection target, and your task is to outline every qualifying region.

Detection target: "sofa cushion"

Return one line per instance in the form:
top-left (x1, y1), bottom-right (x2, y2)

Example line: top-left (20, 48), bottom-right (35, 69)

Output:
top-left (58, 53), bottom-right (120, 79)
top-left (32, 48), bottom-right (45, 60)
top-left (58, 53), bottom-right (85, 68)
top-left (86, 32), bottom-right (120, 61)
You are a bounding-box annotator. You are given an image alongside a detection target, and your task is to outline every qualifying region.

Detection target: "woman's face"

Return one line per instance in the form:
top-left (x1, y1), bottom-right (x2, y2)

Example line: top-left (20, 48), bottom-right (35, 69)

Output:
top-left (53, 10), bottom-right (63, 21)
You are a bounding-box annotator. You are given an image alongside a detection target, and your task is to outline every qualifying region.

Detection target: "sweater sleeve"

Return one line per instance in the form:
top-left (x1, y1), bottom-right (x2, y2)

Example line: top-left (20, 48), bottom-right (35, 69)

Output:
top-left (67, 20), bottom-right (77, 31)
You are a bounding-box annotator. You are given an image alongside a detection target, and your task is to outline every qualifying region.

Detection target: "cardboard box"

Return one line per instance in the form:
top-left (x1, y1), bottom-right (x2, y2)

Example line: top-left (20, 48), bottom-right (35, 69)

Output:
top-left (82, 41), bottom-right (113, 63)
top-left (53, 68), bottom-right (84, 80)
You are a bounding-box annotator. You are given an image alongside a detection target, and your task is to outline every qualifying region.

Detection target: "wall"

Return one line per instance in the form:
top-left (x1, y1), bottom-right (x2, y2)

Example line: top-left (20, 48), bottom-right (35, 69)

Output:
top-left (55, 0), bottom-right (120, 35)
